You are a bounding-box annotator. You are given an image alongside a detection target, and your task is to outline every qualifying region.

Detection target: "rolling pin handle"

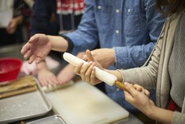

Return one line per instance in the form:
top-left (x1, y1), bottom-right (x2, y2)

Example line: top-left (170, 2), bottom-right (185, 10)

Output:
top-left (114, 81), bottom-right (128, 92)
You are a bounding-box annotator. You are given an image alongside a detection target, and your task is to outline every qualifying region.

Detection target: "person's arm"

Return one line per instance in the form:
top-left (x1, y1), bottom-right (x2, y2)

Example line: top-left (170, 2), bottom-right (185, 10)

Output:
top-left (74, 37), bottom-right (161, 88)
top-left (118, 35), bottom-right (163, 89)
top-left (62, 0), bottom-right (99, 55)
top-left (57, 52), bottom-right (85, 84)
top-left (21, 34), bottom-right (68, 64)
top-left (37, 60), bottom-right (59, 86)
top-left (114, 0), bottom-right (165, 69)
top-left (82, 48), bottom-right (115, 68)
top-left (30, 0), bottom-right (53, 36)
top-left (124, 83), bottom-right (174, 124)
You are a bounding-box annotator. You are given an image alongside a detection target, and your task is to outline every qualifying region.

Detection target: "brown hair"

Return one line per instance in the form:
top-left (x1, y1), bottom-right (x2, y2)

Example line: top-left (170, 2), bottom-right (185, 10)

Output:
top-left (156, 0), bottom-right (185, 15)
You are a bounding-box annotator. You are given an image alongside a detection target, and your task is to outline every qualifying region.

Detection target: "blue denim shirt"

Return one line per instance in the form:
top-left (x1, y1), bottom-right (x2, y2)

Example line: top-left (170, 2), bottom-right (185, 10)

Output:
top-left (64, 0), bottom-right (165, 110)
top-left (65, 0), bottom-right (165, 69)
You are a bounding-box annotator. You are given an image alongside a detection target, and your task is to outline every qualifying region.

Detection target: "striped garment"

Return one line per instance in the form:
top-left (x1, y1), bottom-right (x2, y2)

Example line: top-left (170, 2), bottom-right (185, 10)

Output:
top-left (56, 0), bottom-right (84, 15)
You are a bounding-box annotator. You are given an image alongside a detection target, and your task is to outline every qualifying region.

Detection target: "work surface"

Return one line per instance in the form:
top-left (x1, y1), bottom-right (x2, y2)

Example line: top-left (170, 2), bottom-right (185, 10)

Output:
top-left (0, 44), bottom-right (144, 124)
top-left (46, 81), bottom-right (129, 124)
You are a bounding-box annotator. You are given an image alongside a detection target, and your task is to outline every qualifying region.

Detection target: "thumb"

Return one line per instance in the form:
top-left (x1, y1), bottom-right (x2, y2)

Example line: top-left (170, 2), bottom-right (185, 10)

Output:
top-left (86, 49), bottom-right (95, 62)
top-left (28, 35), bottom-right (39, 43)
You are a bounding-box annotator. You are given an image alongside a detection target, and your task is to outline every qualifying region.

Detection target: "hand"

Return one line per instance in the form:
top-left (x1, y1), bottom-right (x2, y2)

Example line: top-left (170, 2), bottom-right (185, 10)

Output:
top-left (37, 69), bottom-right (59, 86)
top-left (6, 19), bottom-right (18, 34)
top-left (21, 34), bottom-right (52, 64)
top-left (74, 50), bottom-right (102, 85)
top-left (133, 84), bottom-right (150, 97)
top-left (83, 48), bottom-right (115, 68)
top-left (57, 64), bottom-right (75, 84)
top-left (124, 82), bottom-right (155, 115)
top-left (6, 16), bottom-right (23, 34)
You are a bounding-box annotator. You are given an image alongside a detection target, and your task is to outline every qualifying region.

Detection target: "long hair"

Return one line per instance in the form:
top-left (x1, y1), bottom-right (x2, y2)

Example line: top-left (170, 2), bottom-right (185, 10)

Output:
top-left (156, 0), bottom-right (185, 15)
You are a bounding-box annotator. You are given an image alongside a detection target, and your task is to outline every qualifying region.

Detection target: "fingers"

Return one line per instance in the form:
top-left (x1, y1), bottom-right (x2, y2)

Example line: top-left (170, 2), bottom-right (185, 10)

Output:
top-left (23, 49), bottom-right (31, 59)
top-left (144, 89), bottom-right (150, 97)
top-left (133, 84), bottom-right (150, 97)
top-left (21, 35), bottom-right (39, 61)
top-left (134, 84), bottom-right (144, 92)
top-left (86, 50), bottom-right (95, 62)
top-left (74, 62), bottom-right (84, 75)
top-left (39, 75), bottom-right (58, 86)
top-left (85, 62), bottom-right (94, 83)
top-left (74, 61), bottom-right (95, 83)
top-left (35, 57), bottom-right (42, 63)
top-left (28, 55), bottom-right (36, 64)
top-left (21, 43), bottom-right (31, 57)
top-left (28, 34), bottom-right (39, 43)
top-left (80, 61), bottom-right (93, 81)
top-left (124, 90), bottom-right (135, 103)
top-left (90, 67), bottom-right (96, 85)
top-left (124, 82), bottom-right (138, 97)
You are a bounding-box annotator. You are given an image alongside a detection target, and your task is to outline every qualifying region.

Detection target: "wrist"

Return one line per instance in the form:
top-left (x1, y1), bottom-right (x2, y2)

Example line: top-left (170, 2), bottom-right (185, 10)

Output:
top-left (47, 35), bottom-right (68, 52)
top-left (37, 61), bottom-right (48, 72)
top-left (144, 103), bottom-right (156, 118)
top-left (47, 35), bottom-right (53, 48)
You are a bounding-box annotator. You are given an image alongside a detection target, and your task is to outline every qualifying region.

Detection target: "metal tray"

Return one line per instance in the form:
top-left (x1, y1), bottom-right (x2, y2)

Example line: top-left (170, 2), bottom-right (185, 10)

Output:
top-left (27, 115), bottom-right (66, 124)
top-left (0, 77), bottom-right (52, 124)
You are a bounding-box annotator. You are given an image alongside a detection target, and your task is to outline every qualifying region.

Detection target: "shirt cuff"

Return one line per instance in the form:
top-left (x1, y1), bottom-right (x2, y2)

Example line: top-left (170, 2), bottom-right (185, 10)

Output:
top-left (61, 34), bottom-right (74, 53)
top-left (114, 46), bottom-right (128, 69)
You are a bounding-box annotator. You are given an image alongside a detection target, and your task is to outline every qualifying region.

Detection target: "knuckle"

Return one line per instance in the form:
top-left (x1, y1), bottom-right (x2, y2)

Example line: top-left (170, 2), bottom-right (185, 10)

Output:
top-left (85, 73), bottom-right (89, 77)
top-left (80, 70), bottom-right (85, 74)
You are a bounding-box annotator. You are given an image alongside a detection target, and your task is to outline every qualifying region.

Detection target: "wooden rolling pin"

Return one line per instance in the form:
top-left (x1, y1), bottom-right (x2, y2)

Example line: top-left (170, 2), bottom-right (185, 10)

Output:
top-left (63, 52), bottom-right (128, 92)
top-left (0, 76), bottom-right (37, 99)
top-left (0, 86), bottom-right (37, 99)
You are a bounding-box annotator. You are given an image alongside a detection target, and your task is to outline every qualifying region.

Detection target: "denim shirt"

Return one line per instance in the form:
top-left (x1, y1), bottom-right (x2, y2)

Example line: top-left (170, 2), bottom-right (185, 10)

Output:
top-left (64, 0), bottom-right (165, 109)
top-left (65, 0), bottom-right (165, 69)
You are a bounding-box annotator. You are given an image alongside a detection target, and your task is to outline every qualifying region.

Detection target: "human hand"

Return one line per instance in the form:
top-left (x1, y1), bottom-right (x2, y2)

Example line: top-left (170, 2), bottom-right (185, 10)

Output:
top-left (57, 64), bottom-right (75, 84)
top-left (83, 48), bottom-right (115, 68)
top-left (124, 82), bottom-right (155, 115)
top-left (133, 84), bottom-right (150, 97)
top-left (74, 50), bottom-right (102, 85)
top-left (21, 34), bottom-right (52, 64)
top-left (38, 69), bottom-right (59, 86)
top-left (6, 19), bottom-right (18, 34)
top-left (6, 16), bottom-right (23, 34)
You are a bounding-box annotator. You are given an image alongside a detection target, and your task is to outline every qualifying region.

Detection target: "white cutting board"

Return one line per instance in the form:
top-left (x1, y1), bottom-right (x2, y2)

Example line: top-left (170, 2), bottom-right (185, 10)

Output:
top-left (46, 81), bottom-right (129, 124)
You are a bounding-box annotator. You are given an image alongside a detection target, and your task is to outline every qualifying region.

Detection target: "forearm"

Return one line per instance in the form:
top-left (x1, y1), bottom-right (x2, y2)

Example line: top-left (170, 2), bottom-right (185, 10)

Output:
top-left (47, 35), bottom-right (68, 52)
top-left (146, 106), bottom-right (174, 124)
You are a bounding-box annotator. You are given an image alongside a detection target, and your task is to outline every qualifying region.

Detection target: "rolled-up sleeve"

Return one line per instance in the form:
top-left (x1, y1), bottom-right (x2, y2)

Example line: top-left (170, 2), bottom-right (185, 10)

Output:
top-left (118, 35), bottom-right (163, 89)
top-left (114, 0), bottom-right (165, 69)
top-left (64, 0), bottom-right (98, 55)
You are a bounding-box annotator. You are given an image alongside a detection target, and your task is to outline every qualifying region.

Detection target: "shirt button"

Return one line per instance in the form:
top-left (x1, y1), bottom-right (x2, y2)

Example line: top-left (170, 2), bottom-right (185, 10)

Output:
top-left (116, 88), bottom-right (120, 91)
top-left (116, 9), bottom-right (120, 13)
top-left (98, 6), bottom-right (102, 10)
top-left (128, 9), bottom-right (131, 13)
top-left (116, 30), bottom-right (119, 34)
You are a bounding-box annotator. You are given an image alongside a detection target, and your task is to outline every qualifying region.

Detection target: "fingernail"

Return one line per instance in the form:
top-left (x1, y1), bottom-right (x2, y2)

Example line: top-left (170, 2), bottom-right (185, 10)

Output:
top-left (124, 82), bottom-right (128, 87)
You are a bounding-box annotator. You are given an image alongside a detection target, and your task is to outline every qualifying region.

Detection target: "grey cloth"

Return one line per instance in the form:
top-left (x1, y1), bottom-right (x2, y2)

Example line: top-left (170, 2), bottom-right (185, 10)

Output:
top-left (119, 12), bottom-right (185, 124)
top-left (169, 13), bottom-right (185, 108)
